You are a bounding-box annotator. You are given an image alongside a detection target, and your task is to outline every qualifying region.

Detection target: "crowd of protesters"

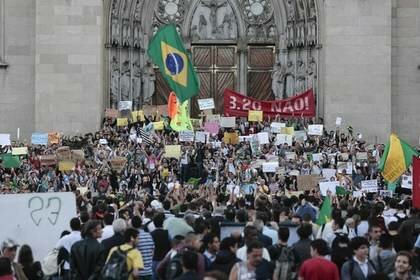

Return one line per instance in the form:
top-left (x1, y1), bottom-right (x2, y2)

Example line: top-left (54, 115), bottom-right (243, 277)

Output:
top-left (0, 114), bottom-right (419, 280)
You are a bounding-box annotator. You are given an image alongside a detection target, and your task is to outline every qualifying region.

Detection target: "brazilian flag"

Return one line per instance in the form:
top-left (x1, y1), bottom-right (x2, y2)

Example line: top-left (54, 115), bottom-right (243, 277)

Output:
top-left (147, 24), bottom-right (199, 103)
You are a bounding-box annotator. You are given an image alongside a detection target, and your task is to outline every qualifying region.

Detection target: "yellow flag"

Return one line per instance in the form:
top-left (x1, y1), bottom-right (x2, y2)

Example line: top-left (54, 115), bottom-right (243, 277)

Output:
top-left (117, 118), bottom-right (128, 127)
top-left (248, 110), bottom-right (263, 122)
top-left (170, 99), bottom-right (193, 132)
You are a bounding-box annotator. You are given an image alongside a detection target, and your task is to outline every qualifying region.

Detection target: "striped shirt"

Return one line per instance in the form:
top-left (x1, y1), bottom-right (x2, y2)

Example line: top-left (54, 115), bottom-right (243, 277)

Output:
top-left (136, 229), bottom-right (155, 276)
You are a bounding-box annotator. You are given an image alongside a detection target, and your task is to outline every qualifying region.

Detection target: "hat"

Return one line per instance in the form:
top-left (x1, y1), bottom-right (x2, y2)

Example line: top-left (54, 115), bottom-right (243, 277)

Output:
top-left (1, 239), bottom-right (18, 251)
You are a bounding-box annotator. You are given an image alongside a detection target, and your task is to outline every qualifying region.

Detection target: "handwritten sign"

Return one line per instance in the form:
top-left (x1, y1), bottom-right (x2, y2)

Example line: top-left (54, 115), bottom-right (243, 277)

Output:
top-left (248, 110), bottom-right (263, 122)
top-left (164, 145), bottom-right (181, 158)
top-left (294, 130), bottom-right (307, 141)
top-left (31, 133), bottom-right (48, 146)
top-left (0, 193), bottom-right (77, 260)
top-left (12, 147), bottom-right (28, 155)
top-left (179, 131), bottom-right (195, 142)
top-left (356, 152), bottom-right (368, 161)
top-left (39, 155), bottom-right (57, 166)
top-left (56, 146), bottom-right (71, 161)
top-left (361, 180), bottom-right (378, 193)
top-left (297, 175), bottom-right (321, 191)
top-left (58, 161), bottom-right (75, 171)
top-left (220, 117), bottom-right (236, 128)
top-left (312, 153), bottom-right (322, 162)
top-left (48, 132), bottom-right (60, 145)
top-left (118, 101), bottom-right (132, 111)
top-left (281, 127), bottom-right (294, 135)
top-left (275, 134), bottom-right (293, 146)
top-left (285, 152), bottom-right (296, 161)
top-left (117, 118), bottom-right (128, 127)
top-left (402, 175), bottom-right (413, 189)
top-left (322, 168), bottom-right (337, 181)
top-left (319, 181), bottom-right (339, 196)
top-left (270, 122), bottom-right (286, 133)
top-left (197, 98), bottom-right (215, 110)
top-left (105, 108), bottom-right (118, 118)
top-left (262, 162), bottom-right (278, 173)
top-left (195, 131), bottom-right (208, 143)
top-left (308, 125), bottom-right (323, 136)
top-left (206, 114), bottom-right (221, 123)
top-left (223, 132), bottom-right (239, 145)
top-left (257, 132), bottom-right (269, 144)
top-left (337, 162), bottom-right (353, 174)
top-left (153, 121), bottom-right (164, 130)
top-left (204, 122), bottom-right (220, 135)
top-left (131, 110), bottom-right (145, 122)
top-left (99, 139), bottom-right (108, 145)
top-left (111, 157), bottom-right (127, 172)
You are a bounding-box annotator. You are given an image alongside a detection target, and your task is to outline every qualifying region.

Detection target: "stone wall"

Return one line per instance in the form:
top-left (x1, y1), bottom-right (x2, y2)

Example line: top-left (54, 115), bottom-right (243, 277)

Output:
top-left (35, 0), bottom-right (103, 134)
top-left (391, 0), bottom-right (420, 145)
top-left (0, 0), bottom-right (36, 141)
top-left (322, 0), bottom-right (392, 143)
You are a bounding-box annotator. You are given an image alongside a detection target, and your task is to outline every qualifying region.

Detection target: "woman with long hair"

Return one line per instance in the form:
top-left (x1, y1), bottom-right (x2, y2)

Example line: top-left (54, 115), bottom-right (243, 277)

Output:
top-left (17, 245), bottom-right (43, 280)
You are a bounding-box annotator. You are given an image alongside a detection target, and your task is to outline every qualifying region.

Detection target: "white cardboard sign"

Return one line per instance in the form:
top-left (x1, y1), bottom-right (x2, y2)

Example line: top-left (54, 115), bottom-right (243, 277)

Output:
top-left (275, 134), bottom-right (293, 146)
top-left (270, 122), bottom-right (286, 133)
top-left (195, 131), bottom-right (208, 143)
top-left (118, 101), bottom-right (132, 111)
top-left (361, 180), bottom-right (378, 193)
top-left (220, 117), bottom-right (236, 128)
top-left (262, 162), bottom-right (278, 173)
top-left (0, 193), bottom-right (77, 260)
top-left (179, 131), bottom-right (195, 142)
top-left (257, 132), bottom-right (269, 144)
top-left (336, 117), bottom-right (342, 126)
top-left (402, 175), bottom-right (413, 189)
top-left (197, 98), bottom-right (215, 110)
top-left (0, 134), bottom-right (11, 146)
top-left (319, 181), bottom-right (339, 196)
top-left (308, 125), bottom-right (324, 136)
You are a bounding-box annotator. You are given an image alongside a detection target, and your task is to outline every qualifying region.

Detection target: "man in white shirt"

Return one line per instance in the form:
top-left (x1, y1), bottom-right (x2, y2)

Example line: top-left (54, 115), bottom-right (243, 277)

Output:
top-left (55, 217), bottom-right (82, 278)
top-left (236, 226), bottom-right (271, 262)
top-left (99, 213), bottom-right (114, 242)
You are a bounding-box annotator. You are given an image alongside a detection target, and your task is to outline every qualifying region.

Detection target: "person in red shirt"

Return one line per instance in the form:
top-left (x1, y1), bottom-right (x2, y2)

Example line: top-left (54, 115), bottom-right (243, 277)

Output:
top-left (298, 239), bottom-right (340, 280)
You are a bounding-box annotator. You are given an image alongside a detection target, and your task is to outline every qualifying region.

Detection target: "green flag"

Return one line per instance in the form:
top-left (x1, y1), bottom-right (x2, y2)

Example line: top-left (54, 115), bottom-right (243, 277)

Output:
top-left (1, 154), bottom-right (21, 168)
top-left (336, 186), bottom-right (349, 196)
top-left (170, 99), bottom-right (193, 132)
top-left (316, 196), bottom-right (332, 225)
top-left (147, 24), bottom-right (199, 103)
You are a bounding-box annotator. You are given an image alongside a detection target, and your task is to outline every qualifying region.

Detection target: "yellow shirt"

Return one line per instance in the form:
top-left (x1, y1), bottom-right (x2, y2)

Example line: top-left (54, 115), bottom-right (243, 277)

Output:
top-left (107, 244), bottom-right (144, 280)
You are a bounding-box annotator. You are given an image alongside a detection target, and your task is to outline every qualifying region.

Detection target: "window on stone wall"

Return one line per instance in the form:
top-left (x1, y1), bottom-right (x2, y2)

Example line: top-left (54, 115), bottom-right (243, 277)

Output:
top-left (0, 0), bottom-right (6, 67)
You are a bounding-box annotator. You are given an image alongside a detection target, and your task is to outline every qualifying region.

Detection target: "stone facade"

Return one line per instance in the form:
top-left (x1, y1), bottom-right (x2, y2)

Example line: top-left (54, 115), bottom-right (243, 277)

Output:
top-left (0, 0), bottom-right (419, 145)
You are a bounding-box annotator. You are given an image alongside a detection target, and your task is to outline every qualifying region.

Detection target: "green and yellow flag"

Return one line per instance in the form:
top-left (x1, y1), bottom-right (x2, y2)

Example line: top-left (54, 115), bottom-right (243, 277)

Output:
top-left (170, 99), bottom-right (193, 132)
top-left (316, 196), bottom-right (332, 225)
top-left (378, 134), bottom-right (418, 183)
top-left (147, 24), bottom-right (199, 103)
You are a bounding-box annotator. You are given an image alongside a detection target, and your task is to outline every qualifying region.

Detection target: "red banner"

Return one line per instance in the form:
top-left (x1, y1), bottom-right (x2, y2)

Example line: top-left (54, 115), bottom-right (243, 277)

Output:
top-left (413, 156), bottom-right (420, 208)
top-left (223, 88), bottom-right (316, 118)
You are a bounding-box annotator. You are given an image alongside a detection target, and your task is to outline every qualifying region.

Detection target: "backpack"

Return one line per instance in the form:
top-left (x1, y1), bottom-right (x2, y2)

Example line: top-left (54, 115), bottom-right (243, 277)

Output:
top-left (165, 253), bottom-right (183, 280)
top-left (41, 248), bottom-right (59, 276)
top-left (274, 245), bottom-right (296, 280)
top-left (101, 246), bottom-right (134, 280)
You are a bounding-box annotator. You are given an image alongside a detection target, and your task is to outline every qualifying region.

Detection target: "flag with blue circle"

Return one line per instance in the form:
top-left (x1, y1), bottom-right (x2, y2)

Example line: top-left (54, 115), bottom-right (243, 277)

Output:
top-left (147, 24), bottom-right (199, 103)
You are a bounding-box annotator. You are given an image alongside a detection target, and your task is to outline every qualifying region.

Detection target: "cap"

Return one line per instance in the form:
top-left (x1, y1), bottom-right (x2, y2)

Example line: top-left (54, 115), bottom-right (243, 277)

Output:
top-left (1, 239), bottom-right (19, 251)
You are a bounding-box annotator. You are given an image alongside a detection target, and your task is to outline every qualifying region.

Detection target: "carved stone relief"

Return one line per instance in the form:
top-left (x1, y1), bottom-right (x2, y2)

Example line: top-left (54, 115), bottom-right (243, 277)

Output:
top-left (190, 0), bottom-right (238, 41)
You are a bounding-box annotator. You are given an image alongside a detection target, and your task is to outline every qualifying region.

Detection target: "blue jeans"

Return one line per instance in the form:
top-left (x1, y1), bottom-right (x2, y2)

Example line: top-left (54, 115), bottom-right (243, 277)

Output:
top-left (152, 260), bottom-right (161, 280)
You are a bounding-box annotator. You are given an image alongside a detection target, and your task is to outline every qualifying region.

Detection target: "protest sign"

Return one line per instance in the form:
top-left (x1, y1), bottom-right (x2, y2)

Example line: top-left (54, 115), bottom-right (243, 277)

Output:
top-left (0, 134), bottom-right (11, 146)
top-left (224, 132), bottom-right (239, 145)
top-left (270, 122), bottom-right (286, 133)
top-left (248, 110), bottom-right (263, 122)
top-left (353, 191), bottom-right (363, 198)
top-left (294, 130), bottom-right (307, 141)
top-left (197, 98), bottom-right (215, 110)
top-left (118, 101), bottom-right (132, 111)
top-left (241, 184), bottom-right (256, 195)
top-left (165, 145), bottom-right (181, 158)
top-left (179, 131), bottom-right (194, 142)
top-left (239, 135), bottom-right (253, 142)
top-left (308, 124), bottom-right (323, 136)
top-left (48, 132), bottom-right (60, 145)
top-left (297, 175), bottom-right (321, 191)
top-left (105, 108), bottom-right (118, 118)
top-left (262, 162), bottom-right (278, 173)
top-left (322, 168), bottom-right (337, 181)
top-left (379, 190), bottom-right (392, 197)
top-left (220, 117), bottom-right (236, 128)
top-left (116, 118), bottom-right (128, 127)
top-left (224, 88), bottom-right (316, 117)
top-left (337, 162), bottom-right (353, 174)
top-left (1, 154), bottom-right (21, 168)
top-left (312, 153), bottom-right (322, 162)
top-left (0, 193), bottom-right (77, 260)
top-left (58, 161), bottom-right (75, 171)
top-left (31, 133), bottom-right (48, 146)
top-left (250, 135), bottom-right (260, 155)
top-left (111, 157), bottom-right (127, 172)
top-left (39, 155), bottom-right (57, 166)
top-left (319, 181), bottom-right (339, 196)
top-left (131, 110), bottom-right (145, 122)
top-left (195, 131), bottom-right (208, 143)
top-left (285, 152), bottom-right (296, 161)
top-left (281, 127), bottom-right (294, 135)
top-left (56, 146), bottom-right (71, 161)
top-left (402, 175), bottom-right (413, 189)
top-left (336, 117), bottom-right (342, 126)
top-left (71, 150), bottom-right (85, 161)
top-left (153, 121), bottom-right (164, 130)
top-left (338, 153), bottom-right (349, 161)
top-left (12, 147), bottom-right (28, 156)
top-left (204, 122), bottom-right (220, 135)
top-left (257, 132), bottom-right (269, 144)
top-left (275, 134), bottom-right (293, 146)
top-left (356, 152), bottom-right (368, 161)
top-left (99, 139), bottom-right (108, 145)
top-left (361, 180), bottom-right (378, 193)
top-left (206, 114), bottom-right (221, 123)
top-left (143, 105), bottom-right (157, 118)
top-left (289, 170), bottom-right (300, 176)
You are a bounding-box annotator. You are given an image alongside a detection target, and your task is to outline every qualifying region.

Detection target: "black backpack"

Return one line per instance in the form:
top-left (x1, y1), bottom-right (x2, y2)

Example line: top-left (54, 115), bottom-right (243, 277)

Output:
top-left (274, 245), bottom-right (296, 280)
top-left (165, 253), bottom-right (183, 280)
top-left (101, 246), bottom-right (134, 280)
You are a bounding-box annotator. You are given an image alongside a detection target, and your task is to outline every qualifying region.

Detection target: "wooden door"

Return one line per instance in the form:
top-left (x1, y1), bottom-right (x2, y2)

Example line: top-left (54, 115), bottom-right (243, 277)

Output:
top-left (248, 46), bottom-right (275, 100)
